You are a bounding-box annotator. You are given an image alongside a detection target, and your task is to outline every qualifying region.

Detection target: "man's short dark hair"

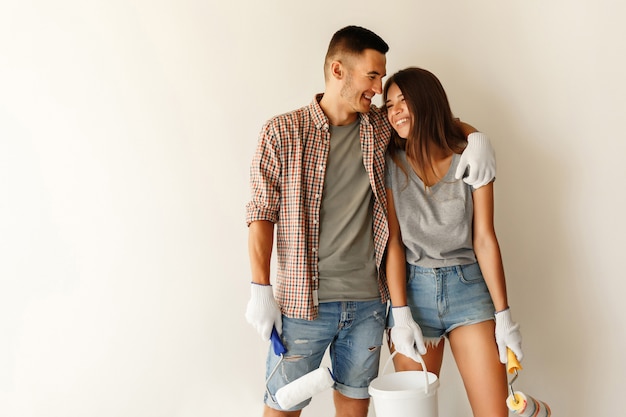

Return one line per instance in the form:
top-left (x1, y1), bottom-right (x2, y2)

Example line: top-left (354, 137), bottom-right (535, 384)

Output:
top-left (325, 25), bottom-right (389, 69)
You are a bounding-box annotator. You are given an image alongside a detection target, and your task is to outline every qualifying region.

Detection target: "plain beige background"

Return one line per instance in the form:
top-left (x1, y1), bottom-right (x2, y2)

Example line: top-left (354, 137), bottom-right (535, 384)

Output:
top-left (1, 1), bottom-right (625, 416)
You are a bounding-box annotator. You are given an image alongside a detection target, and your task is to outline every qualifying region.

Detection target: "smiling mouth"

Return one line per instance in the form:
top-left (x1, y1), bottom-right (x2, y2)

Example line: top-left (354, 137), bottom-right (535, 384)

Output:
top-left (395, 118), bottom-right (409, 126)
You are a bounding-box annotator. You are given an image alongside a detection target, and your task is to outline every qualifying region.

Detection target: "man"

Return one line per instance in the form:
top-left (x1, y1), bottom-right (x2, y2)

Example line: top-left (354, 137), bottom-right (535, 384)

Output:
top-left (245, 25), bottom-right (495, 417)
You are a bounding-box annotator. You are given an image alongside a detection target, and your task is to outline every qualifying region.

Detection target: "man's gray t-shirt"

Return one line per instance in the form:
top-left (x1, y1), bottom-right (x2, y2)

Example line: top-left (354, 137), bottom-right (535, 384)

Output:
top-left (385, 151), bottom-right (477, 268)
top-left (317, 120), bottom-right (379, 302)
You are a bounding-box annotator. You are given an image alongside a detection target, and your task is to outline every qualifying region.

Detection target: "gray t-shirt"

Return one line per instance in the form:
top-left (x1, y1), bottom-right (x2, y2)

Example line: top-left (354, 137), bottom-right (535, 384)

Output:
top-left (385, 151), bottom-right (477, 268)
top-left (317, 120), bottom-right (379, 302)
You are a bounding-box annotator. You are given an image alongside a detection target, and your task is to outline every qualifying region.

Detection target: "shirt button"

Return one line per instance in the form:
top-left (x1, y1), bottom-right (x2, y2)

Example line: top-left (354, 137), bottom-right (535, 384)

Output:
top-left (313, 219), bottom-right (318, 225)
top-left (312, 248), bottom-right (318, 253)
top-left (315, 194), bottom-right (320, 199)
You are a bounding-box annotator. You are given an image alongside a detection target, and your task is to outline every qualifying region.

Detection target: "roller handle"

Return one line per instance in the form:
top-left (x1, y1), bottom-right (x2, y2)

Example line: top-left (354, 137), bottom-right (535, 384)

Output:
top-left (507, 347), bottom-right (523, 374)
top-left (270, 326), bottom-right (287, 356)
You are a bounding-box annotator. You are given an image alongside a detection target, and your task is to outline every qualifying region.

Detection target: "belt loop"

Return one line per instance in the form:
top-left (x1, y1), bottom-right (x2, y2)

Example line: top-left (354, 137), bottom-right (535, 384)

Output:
top-left (455, 265), bottom-right (464, 280)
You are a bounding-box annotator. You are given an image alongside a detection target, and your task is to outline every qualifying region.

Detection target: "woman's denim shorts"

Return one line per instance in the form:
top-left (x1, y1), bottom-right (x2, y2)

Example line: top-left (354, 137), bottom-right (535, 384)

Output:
top-left (388, 262), bottom-right (495, 340)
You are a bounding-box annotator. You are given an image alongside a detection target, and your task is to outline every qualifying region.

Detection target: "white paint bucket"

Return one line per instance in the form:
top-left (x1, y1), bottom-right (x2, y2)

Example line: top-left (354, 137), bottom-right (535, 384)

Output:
top-left (368, 351), bottom-right (440, 417)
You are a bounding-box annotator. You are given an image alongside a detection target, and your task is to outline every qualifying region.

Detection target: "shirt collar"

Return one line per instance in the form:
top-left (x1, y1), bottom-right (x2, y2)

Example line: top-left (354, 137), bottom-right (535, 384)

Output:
top-left (310, 94), bottom-right (329, 130)
top-left (310, 93), bottom-right (373, 129)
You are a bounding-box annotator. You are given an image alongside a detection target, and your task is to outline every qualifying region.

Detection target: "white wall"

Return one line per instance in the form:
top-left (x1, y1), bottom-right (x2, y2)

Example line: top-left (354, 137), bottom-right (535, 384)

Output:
top-left (1, 1), bottom-right (624, 416)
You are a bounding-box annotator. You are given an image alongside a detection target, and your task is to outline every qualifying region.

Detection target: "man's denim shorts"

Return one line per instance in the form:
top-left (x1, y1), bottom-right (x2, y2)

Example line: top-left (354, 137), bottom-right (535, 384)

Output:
top-left (264, 299), bottom-right (386, 411)
top-left (388, 262), bottom-right (495, 341)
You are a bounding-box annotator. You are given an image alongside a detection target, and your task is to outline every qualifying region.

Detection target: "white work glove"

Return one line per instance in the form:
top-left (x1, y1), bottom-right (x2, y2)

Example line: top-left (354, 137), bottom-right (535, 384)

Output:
top-left (454, 132), bottom-right (496, 188)
top-left (494, 307), bottom-right (523, 364)
top-left (390, 306), bottom-right (426, 362)
top-left (245, 283), bottom-right (282, 341)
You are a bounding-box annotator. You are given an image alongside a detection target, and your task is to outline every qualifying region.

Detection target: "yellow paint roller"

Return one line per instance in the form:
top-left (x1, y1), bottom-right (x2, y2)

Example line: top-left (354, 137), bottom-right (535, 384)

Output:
top-left (505, 348), bottom-right (552, 417)
top-left (507, 347), bottom-right (523, 374)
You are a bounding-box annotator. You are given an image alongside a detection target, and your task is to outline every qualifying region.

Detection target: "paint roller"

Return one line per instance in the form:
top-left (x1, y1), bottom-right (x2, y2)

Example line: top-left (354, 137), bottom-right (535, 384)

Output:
top-left (265, 327), bottom-right (335, 410)
top-left (506, 348), bottom-right (552, 417)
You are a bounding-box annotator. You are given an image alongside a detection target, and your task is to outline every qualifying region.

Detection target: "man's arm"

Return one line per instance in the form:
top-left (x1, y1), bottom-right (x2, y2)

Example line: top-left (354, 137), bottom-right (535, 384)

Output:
top-left (245, 121), bottom-right (282, 339)
top-left (245, 220), bottom-right (282, 339)
top-left (454, 120), bottom-right (496, 188)
top-left (248, 220), bottom-right (274, 285)
top-left (456, 120), bottom-right (478, 137)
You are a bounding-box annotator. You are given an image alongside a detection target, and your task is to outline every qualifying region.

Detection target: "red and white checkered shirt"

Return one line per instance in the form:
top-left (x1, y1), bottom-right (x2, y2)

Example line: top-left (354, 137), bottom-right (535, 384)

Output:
top-left (246, 94), bottom-right (392, 320)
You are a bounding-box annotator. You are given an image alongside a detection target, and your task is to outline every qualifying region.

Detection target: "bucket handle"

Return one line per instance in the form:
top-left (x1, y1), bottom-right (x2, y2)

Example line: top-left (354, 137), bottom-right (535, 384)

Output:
top-left (381, 350), bottom-right (432, 395)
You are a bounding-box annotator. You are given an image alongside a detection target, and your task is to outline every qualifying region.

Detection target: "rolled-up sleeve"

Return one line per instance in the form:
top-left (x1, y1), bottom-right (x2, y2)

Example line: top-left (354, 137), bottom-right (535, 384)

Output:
top-left (246, 121), bottom-right (281, 225)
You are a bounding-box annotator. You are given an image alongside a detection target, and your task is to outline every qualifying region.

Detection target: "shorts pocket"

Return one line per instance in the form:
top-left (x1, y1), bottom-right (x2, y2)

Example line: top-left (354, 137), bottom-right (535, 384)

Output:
top-left (458, 263), bottom-right (485, 285)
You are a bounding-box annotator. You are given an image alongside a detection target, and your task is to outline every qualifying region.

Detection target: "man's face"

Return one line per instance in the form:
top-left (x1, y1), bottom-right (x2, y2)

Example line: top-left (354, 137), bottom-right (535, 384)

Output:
top-left (339, 49), bottom-right (387, 114)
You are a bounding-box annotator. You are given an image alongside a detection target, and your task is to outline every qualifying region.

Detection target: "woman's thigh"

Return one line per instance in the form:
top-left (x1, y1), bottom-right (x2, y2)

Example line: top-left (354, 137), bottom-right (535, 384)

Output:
top-left (449, 321), bottom-right (509, 417)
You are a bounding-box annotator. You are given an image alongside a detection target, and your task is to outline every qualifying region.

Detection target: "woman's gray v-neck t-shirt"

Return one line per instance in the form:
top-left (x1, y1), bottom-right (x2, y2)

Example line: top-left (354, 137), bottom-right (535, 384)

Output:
top-left (385, 151), bottom-right (477, 268)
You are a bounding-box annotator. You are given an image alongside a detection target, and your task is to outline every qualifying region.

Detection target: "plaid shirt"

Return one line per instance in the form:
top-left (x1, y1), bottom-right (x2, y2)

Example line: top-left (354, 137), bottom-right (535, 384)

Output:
top-left (246, 94), bottom-right (392, 320)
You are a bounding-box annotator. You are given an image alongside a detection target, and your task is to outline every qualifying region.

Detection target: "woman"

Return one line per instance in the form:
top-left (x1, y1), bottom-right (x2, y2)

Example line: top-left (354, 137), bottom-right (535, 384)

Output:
top-left (383, 67), bottom-right (523, 417)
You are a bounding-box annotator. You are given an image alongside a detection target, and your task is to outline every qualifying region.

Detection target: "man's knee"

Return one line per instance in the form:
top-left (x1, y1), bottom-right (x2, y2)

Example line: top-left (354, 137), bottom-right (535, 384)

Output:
top-left (333, 390), bottom-right (370, 417)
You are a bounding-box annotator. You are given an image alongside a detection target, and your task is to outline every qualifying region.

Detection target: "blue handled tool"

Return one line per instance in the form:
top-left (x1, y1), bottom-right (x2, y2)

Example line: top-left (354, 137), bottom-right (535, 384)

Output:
top-left (270, 326), bottom-right (286, 356)
top-left (265, 327), bottom-right (286, 404)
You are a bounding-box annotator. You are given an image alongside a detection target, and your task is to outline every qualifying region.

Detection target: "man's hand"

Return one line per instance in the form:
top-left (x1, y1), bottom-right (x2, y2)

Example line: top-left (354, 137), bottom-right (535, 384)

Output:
top-left (245, 283), bottom-right (282, 341)
top-left (455, 132), bottom-right (496, 188)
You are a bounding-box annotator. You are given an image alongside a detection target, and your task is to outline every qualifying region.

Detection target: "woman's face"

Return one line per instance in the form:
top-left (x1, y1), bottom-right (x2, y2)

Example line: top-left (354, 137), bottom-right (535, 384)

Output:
top-left (385, 83), bottom-right (412, 139)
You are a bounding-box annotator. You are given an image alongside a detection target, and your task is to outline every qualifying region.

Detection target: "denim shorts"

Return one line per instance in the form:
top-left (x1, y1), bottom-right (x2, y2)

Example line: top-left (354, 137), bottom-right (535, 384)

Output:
top-left (265, 299), bottom-right (386, 411)
top-left (388, 262), bottom-right (495, 340)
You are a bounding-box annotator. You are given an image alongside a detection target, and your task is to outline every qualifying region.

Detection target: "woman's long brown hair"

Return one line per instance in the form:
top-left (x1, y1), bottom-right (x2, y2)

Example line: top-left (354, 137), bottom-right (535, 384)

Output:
top-left (384, 67), bottom-right (466, 185)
